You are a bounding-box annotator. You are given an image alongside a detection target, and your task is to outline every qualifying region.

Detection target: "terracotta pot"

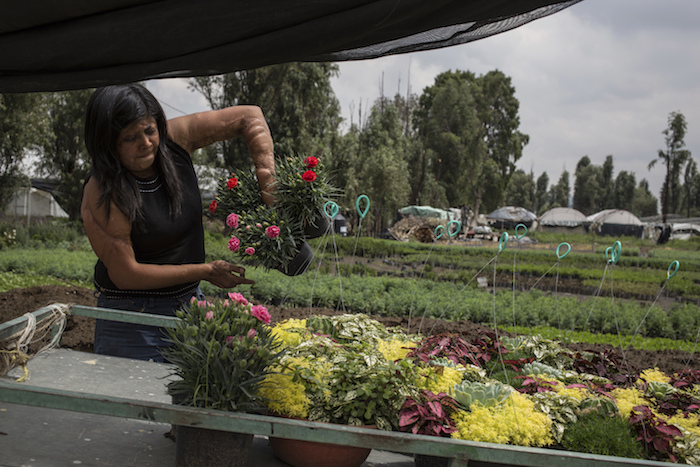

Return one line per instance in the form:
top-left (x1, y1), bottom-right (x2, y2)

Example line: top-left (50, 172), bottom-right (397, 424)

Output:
top-left (269, 425), bottom-right (375, 467)
top-left (176, 425), bottom-right (253, 467)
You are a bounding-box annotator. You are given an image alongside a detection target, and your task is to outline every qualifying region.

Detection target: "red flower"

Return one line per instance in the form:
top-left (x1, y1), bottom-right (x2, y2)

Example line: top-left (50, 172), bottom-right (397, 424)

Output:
top-left (228, 236), bottom-right (241, 252)
top-left (304, 156), bottom-right (319, 169)
top-left (302, 170), bottom-right (317, 182)
top-left (208, 199), bottom-right (218, 214)
top-left (226, 177), bottom-right (239, 189)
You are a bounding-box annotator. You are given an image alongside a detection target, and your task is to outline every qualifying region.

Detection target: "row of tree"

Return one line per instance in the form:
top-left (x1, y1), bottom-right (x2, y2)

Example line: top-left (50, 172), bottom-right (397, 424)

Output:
top-left (0, 65), bottom-right (694, 234)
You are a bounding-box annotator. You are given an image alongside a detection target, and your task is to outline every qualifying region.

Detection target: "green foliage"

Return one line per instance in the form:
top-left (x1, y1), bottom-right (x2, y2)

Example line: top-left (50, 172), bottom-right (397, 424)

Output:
top-left (561, 412), bottom-right (642, 458)
top-left (38, 89), bottom-right (93, 220)
top-left (191, 63), bottom-right (341, 169)
top-left (162, 296), bottom-right (283, 412)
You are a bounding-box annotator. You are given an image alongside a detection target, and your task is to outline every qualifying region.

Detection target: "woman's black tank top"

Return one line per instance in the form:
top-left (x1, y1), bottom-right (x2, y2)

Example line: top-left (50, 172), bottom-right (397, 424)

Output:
top-left (93, 139), bottom-right (205, 297)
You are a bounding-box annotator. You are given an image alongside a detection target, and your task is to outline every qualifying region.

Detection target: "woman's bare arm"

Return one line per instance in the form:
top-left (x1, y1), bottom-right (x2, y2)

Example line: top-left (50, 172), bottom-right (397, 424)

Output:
top-left (167, 105), bottom-right (276, 205)
top-left (81, 178), bottom-right (253, 290)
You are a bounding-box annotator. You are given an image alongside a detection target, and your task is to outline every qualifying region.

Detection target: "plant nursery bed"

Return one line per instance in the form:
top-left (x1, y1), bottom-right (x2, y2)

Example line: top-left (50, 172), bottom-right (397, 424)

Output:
top-left (0, 300), bottom-right (692, 466)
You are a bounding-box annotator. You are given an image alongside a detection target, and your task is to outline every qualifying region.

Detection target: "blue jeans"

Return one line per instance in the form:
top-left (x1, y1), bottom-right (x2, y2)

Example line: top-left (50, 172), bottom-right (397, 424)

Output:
top-left (94, 288), bottom-right (203, 362)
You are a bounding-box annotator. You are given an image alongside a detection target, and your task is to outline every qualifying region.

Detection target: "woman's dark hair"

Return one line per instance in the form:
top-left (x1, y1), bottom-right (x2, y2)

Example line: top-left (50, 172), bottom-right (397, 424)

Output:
top-left (85, 83), bottom-right (182, 228)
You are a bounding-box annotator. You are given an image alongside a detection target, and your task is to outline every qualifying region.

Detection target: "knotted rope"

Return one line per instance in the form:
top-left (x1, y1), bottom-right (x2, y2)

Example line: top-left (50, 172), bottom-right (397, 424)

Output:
top-left (0, 303), bottom-right (69, 382)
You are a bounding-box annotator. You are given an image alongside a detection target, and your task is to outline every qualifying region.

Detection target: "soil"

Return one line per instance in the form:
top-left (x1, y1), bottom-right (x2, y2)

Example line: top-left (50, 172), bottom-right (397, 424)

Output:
top-left (0, 285), bottom-right (695, 376)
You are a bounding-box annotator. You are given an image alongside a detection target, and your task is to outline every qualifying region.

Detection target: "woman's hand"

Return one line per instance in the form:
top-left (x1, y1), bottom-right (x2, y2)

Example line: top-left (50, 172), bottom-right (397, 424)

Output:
top-left (206, 261), bottom-right (254, 288)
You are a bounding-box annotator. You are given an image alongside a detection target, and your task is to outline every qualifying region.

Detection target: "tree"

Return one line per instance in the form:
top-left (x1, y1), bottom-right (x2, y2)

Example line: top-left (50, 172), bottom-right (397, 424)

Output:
top-left (534, 172), bottom-right (549, 214)
top-left (632, 179), bottom-right (658, 218)
top-left (38, 89), bottom-right (93, 220)
top-left (572, 156), bottom-right (601, 215)
top-left (613, 170), bottom-right (636, 213)
top-left (0, 93), bottom-right (49, 211)
top-left (681, 159), bottom-right (699, 217)
top-left (504, 169), bottom-right (534, 210)
top-left (191, 63), bottom-right (341, 170)
top-left (413, 70), bottom-right (528, 224)
top-left (649, 111), bottom-right (692, 223)
top-left (331, 97), bottom-right (410, 236)
top-left (600, 155), bottom-right (615, 210)
top-left (548, 170), bottom-right (570, 209)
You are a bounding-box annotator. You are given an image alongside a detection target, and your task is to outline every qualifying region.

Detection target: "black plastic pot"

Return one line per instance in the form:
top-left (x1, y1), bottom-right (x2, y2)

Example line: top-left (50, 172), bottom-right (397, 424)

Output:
top-left (278, 241), bottom-right (313, 276)
top-left (303, 215), bottom-right (331, 239)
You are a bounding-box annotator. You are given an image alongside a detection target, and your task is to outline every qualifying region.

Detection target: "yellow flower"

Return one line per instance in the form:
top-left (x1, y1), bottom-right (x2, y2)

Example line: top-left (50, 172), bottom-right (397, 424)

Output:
top-left (416, 365), bottom-right (465, 395)
top-left (259, 372), bottom-right (311, 419)
top-left (554, 386), bottom-right (589, 402)
top-left (611, 387), bottom-right (651, 419)
top-left (377, 338), bottom-right (416, 362)
top-left (638, 367), bottom-right (670, 384)
top-left (452, 392), bottom-right (553, 447)
top-left (272, 319), bottom-right (308, 347)
top-left (669, 413), bottom-right (700, 438)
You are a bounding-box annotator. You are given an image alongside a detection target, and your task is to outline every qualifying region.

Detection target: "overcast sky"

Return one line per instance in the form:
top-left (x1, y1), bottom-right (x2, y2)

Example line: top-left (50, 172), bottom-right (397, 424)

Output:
top-left (147, 0), bottom-right (700, 203)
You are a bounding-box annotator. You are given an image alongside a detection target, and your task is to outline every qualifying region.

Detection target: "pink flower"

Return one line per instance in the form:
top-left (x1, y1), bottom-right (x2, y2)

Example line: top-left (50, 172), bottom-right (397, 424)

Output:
top-left (245, 225), bottom-right (251, 230)
top-left (190, 296), bottom-right (197, 304)
top-left (198, 300), bottom-right (211, 308)
top-left (245, 247), bottom-right (255, 255)
top-left (247, 328), bottom-right (257, 338)
top-left (265, 225), bottom-right (280, 239)
top-left (226, 213), bottom-right (239, 229)
top-left (256, 223), bottom-right (262, 228)
top-left (251, 305), bottom-right (271, 325)
top-left (228, 236), bottom-right (240, 252)
top-left (304, 156), bottom-right (319, 168)
top-left (205, 310), bottom-right (214, 320)
top-left (302, 170), bottom-right (317, 182)
top-left (208, 199), bottom-right (217, 214)
top-left (227, 292), bottom-right (248, 306)
top-left (226, 336), bottom-right (234, 345)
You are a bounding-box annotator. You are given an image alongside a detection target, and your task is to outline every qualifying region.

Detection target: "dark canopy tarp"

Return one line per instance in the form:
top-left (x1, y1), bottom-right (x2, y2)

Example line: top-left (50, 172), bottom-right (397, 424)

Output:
top-left (0, 0), bottom-right (581, 93)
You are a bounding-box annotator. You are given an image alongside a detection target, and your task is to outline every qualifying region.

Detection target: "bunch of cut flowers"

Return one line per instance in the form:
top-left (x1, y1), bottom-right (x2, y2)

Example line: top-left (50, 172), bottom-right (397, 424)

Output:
top-left (161, 292), bottom-right (284, 413)
top-left (209, 154), bottom-right (338, 274)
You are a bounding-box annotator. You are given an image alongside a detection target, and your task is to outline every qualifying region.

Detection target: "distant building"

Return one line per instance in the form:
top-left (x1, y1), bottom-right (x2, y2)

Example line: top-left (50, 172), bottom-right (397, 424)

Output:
top-left (5, 180), bottom-right (69, 218)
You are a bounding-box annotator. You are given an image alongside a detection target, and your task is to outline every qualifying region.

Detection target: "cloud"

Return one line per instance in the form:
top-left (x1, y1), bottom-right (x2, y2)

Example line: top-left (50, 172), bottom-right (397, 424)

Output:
top-left (332, 0), bottom-right (700, 201)
top-left (148, 0), bottom-right (700, 205)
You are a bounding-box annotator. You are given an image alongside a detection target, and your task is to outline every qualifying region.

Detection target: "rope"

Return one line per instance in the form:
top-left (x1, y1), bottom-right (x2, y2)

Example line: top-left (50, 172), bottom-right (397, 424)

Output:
top-left (0, 303), bottom-right (69, 381)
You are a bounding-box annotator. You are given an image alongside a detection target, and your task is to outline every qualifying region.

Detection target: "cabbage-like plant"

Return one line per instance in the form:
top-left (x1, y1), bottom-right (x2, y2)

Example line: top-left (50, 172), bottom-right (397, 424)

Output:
top-left (452, 380), bottom-right (513, 410)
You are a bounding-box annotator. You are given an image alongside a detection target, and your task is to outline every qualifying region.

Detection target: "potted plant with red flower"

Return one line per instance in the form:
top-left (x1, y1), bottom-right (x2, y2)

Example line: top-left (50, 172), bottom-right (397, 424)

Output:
top-left (211, 154), bottom-right (338, 275)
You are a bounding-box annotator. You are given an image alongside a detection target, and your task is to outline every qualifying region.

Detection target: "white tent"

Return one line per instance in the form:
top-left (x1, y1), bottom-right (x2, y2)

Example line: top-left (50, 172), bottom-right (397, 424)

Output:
top-left (539, 207), bottom-right (588, 227)
top-left (587, 209), bottom-right (643, 237)
top-left (5, 187), bottom-right (68, 218)
top-left (538, 207), bottom-right (588, 233)
top-left (486, 206), bottom-right (537, 229)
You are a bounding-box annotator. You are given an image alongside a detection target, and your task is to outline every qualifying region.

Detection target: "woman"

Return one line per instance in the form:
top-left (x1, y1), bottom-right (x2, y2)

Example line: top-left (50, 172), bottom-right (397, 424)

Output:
top-left (81, 83), bottom-right (275, 362)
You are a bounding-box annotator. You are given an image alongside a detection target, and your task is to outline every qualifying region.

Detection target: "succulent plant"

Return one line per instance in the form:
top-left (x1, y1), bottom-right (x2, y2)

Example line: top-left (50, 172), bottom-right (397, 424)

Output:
top-left (645, 380), bottom-right (676, 400)
top-left (452, 380), bottom-right (513, 410)
top-left (522, 361), bottom-right (565, 379)
top-left (578, 396), bottom-right (620, 418)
